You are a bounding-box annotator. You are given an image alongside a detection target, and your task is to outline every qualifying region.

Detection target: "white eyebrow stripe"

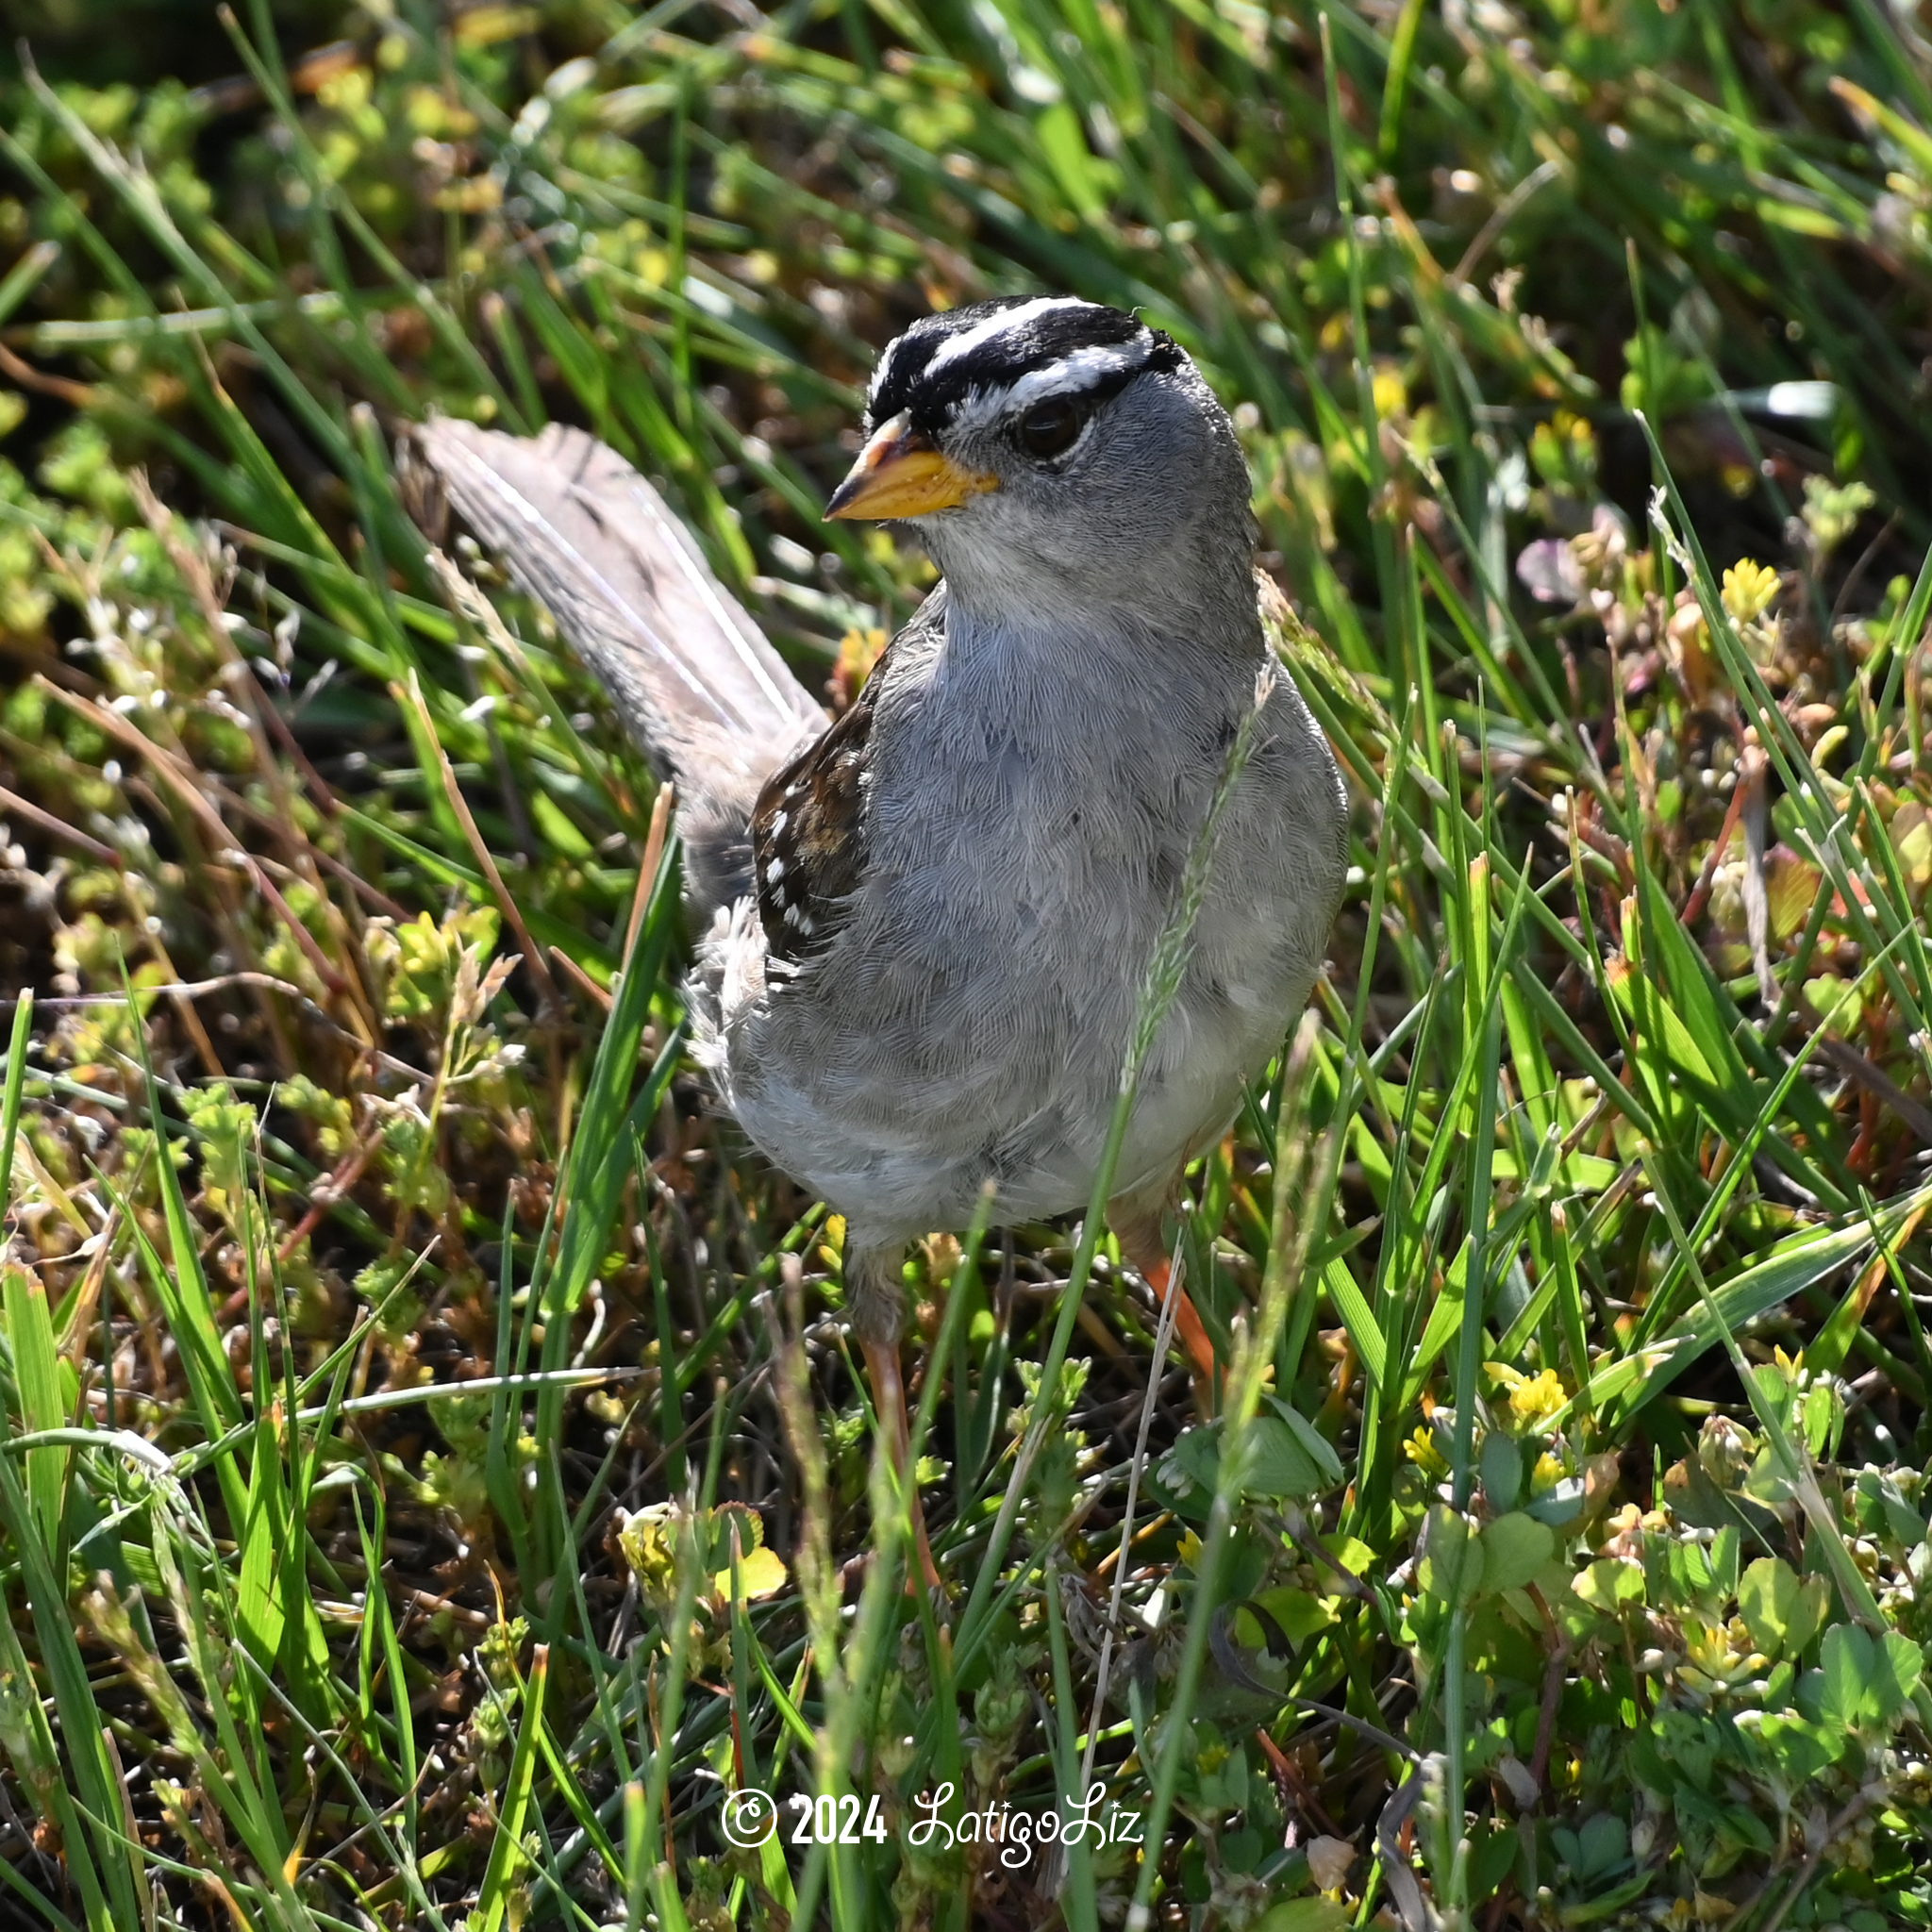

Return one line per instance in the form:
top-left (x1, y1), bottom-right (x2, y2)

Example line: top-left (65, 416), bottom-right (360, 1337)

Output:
top-left (922, 296), bottom-right (1096, 376)
top-left (946, 340), bottom-right (1154, 432)
top-left (865, 334), bottom-right (901, 408)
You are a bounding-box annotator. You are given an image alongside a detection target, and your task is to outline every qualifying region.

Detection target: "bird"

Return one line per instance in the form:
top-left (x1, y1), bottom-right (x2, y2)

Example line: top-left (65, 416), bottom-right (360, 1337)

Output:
top-left (420, 295), bottom-right (1349, 1585)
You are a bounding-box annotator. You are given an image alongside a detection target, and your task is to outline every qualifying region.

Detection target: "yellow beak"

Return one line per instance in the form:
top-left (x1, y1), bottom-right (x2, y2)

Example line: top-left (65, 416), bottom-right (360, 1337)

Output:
top-left (824, 412), bottom-right (999, 522)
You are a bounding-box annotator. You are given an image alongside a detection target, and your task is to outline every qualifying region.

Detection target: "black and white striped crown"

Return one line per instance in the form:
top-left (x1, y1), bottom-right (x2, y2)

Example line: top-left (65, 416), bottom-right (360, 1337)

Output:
top-left (864, 296), bottom-right (1183, 438)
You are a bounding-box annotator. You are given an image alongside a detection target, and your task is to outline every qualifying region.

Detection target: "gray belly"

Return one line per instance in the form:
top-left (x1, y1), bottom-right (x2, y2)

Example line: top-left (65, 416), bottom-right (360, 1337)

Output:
top-left (708, 677), bottom-right (1346, 1245)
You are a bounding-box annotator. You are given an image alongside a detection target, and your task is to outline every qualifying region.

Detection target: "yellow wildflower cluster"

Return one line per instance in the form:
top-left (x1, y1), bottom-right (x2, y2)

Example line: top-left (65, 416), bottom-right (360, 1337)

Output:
top-left (1508, 1367), bottom-right (1568, 1425)
top-left (1721, 558), bottom-right (1780, 625)
top-left (1486, 1361), bottom-right (1569, 1427)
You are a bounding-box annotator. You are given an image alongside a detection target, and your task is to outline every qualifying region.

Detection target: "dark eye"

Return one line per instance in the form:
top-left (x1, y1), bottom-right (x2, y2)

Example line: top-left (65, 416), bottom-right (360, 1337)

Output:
top-left (1016, 398), bottom-right (1085, 460)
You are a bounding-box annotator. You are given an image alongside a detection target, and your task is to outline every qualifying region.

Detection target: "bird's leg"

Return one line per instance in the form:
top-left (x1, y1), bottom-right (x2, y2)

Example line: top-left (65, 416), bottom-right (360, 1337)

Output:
top-left (848, 1244), bottom-right (942, 1592)
top-left (1108, 1203), bottom-right (1222, 1411)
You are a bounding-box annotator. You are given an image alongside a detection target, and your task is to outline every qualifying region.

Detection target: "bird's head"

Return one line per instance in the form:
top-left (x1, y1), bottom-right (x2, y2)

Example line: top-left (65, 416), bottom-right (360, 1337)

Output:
top-left (825, 297), bottom-right (1253, 623)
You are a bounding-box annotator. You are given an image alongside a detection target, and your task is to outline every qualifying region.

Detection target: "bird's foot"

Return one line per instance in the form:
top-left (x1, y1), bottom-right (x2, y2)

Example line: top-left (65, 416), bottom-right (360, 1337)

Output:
top-left (860, 1334), bottom-right (945, 1597)
top-left (1136, 1250), bottom-right (1224, 1415)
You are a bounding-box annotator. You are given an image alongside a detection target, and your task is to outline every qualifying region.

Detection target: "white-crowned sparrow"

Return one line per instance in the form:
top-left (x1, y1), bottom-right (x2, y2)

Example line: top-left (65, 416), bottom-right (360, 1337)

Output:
top-left (423, 296), bottom-right (1348, 1574)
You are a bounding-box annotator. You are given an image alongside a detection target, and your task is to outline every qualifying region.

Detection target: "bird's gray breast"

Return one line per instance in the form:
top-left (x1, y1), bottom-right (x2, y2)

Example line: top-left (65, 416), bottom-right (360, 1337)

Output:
top-left (719, 605), bottom-right (1344, 1237)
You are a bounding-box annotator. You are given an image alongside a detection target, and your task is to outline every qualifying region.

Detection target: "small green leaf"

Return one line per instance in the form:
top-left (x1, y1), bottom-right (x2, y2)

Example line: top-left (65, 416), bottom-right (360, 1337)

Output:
top-left (1668, 1538), bottom-right (1707, 1594)
top-left (1755, 1711), bottom-right (1838, 1780)
top-left (1266, 1397), bottom-right (1346, 1487)
top-left (1820, 1624), bottom-right (1875, 1732)
top-left (1173, 1424), bottom-right (1221, 1494)
top-left (1573, 1558), bottom-right (1644, 1612)
top-left (1576, 1811), bottom-right (1629, 1877)
top-left (1256, 1900), bottom-right (1351, 1932)
top-left (1801, 1380), bottom-right (1840, 1458)
top-left (1251, 1588), bottom-right (1340, 1644)
top-left (1479, 1430), bottom-right (1523, 1510)
top-left (1854, 1469), bottom-right (1928, 1551)
top-left (1419, 1507), bottom-right (1483, 1606)
top-left (1741, 1441), bottom-right (1795, 1507)
top-left (1738, 1557), bottom-right (1802, 1658)
top-left (1709, 1525), bottom-right (1740, 1601)
top-left (1785, 1576), bottom-right (1828, 1658)
top-left (1477, 1512), bottom-right (1555, 1596)
top-left (1872, 1632), bottom-right (1925, 1726)
top-left (1718, 1805), bottom-right (1774, 1854)
top-left (1323, 1536), bottom-right (1376, 1577)
top-left (1241, 1416), bottom-right (1329, 1500)
top-left (1554, 1869), bottom-right (1652, 1922)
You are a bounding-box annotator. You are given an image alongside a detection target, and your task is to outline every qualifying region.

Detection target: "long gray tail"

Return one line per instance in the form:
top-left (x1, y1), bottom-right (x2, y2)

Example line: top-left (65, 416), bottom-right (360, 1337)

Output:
top-left (418, 420), bottom-right (825, 907)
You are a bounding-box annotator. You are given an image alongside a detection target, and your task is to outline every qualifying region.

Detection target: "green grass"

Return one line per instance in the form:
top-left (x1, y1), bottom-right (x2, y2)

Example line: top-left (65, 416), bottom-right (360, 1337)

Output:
top-left (3, 0), bottom-right (1932, 1926)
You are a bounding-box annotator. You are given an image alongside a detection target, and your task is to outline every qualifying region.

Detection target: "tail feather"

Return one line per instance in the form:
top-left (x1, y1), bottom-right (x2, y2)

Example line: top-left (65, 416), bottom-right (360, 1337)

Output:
top-left (419, 421), bottom-right (825, 830)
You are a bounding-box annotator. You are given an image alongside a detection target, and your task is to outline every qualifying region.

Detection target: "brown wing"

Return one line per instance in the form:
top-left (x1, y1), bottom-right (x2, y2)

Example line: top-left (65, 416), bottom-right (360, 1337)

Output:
top-left (749, 640), bottom-right (902, 969)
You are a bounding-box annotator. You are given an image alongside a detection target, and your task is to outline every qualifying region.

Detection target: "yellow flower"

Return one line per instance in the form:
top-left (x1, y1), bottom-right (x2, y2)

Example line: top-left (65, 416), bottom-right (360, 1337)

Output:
top-left (1402, 1426), bottom-right (1447, 1475)
top-left (1509, 1368), bottom-right (1568, 1425)
top-left (818, 1214), bottom-right (847, 1272)
top-left (1372, 360), bottom-right (1408, 421)
top-left (1721, 559), bottom-right (1780, 625)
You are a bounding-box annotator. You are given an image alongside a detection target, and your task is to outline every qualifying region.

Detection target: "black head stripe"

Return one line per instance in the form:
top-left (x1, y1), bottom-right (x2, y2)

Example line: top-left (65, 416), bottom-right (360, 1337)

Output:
top-left (866, 297), bottom-right (1182, 436)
